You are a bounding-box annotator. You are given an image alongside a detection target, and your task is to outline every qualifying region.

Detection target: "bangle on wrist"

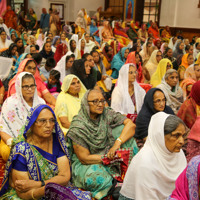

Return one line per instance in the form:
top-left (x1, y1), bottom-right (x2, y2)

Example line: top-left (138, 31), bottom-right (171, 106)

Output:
top-left (116, 137), bottom-right (122, 145)
top-left (31, 189), bottom-right (36, 200)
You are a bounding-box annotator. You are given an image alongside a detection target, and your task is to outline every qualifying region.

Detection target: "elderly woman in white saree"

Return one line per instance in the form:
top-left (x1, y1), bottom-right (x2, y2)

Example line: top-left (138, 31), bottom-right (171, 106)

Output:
top-left (119, 112), bottom-right (187, 200)
top-left (0, 72), bottom-right (45, 161)
top-left (111, 63), bottom-right (145, 122)
top-left (157, 69), bottom-right (183, 114)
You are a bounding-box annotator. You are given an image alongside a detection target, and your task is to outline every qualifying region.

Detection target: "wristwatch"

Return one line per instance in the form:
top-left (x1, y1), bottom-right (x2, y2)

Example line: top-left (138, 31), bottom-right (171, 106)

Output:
top-left (41, 180), bottom-right (45, 187)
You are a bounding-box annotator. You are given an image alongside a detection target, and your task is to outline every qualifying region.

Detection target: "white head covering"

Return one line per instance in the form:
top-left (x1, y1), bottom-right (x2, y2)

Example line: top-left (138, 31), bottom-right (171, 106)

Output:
top-left (168, 37), bottom-right (174, 49)
top-left (145, 49), bottom-right (160, 77)
top-left (54, 52), bottom-right (74, 83)
top-left (111, 63), bottom-right (145, 115)
top-left (78, 38), bottom-right (86, 53)
top-left (0, 72), bottom-right (45, 137)
top-left (184, 64), bottom-right (197, 81)
top-left (68, 38), bottom-right (80, 59)
top-left (0, 57), bottom-right (13, 81)
top-left (120, 112), bottom-right (187, 200)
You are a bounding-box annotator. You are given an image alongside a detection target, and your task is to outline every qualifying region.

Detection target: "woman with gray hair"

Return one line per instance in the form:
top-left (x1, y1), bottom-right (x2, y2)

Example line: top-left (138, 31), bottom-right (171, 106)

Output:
top-left (119, 112), bottom-right (187, 200)
top-left (157, 69), bottom-right (183, 114)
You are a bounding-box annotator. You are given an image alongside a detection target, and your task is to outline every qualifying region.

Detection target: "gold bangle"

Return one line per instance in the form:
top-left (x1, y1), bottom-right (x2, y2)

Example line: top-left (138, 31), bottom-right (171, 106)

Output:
top-left (116, 137), bottom-right (123, 144)
top-left (31, 189), bottom-right (36, 200)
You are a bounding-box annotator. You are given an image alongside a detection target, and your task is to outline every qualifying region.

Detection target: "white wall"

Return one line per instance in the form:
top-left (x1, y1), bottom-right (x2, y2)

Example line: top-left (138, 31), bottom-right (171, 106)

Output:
top-left (73, 0), bottom-right (105, 21)
top-left (28, 0), bottom-right (104, 22)
top-left (160, 0), bottom-right (200, 28)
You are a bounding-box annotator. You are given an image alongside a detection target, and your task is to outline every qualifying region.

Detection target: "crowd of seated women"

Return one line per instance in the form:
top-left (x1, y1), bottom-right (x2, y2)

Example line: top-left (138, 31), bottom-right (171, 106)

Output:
top-left (0, 7), bottom-right (200, 200)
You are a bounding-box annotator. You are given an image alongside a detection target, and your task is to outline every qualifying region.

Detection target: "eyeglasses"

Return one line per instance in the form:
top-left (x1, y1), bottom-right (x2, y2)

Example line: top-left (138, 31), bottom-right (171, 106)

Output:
top-left (22, 84), bottom-right (37, 90)
top-left (88, 99), bottom-right (106, 105)
top-left (35, 118), bottom-right (56, 126)
top-left (153, 98), bottom-right (166, 104)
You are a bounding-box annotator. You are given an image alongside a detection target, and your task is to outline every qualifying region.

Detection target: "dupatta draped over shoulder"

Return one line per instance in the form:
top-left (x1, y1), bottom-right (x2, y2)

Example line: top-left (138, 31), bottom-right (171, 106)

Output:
top-left (0, 104), bottom-right (70, 196)
top-left (67, 90), bottom-right (126, 155)
top-left (120, 112), bottom-right (187, 200)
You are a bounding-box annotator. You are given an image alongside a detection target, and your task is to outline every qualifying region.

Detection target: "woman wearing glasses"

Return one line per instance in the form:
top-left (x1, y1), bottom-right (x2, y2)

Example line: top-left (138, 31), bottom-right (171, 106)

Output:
top-left (111, 64), bottom-right (146, 123)
top-left (67, 89), bottom-right (138, 199)
top-left (0, 104), bottom-right (91, 200)
top-left (8, 58), bottom-right (56, 107)
top-left (0, 72), bottom-right (45, 161)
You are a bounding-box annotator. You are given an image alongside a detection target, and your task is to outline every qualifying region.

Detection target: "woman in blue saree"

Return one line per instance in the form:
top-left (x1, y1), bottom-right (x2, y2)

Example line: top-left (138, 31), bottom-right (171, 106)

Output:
top-left (111, 47), bottom-right (129, 79)
top-left (0, 104), bottom-right (91, 200)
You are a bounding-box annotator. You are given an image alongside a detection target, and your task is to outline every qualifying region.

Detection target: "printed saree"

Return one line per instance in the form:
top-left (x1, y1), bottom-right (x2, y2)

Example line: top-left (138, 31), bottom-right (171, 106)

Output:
top-left (0, 104), bottom-right (91, 200)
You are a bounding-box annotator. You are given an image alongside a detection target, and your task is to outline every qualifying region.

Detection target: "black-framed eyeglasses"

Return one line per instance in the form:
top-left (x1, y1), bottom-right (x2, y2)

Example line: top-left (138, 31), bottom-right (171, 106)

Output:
top-left (88, 99), bottom-right (106, 105)
top-left (22, 84), bottom-right (37, 90)
top-left (35, 118), bottom-right (56, 126)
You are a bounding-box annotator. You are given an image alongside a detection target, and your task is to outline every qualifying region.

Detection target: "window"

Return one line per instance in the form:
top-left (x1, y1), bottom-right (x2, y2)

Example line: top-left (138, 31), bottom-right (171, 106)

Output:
top-left (143, 0), bottom-right (160, 23)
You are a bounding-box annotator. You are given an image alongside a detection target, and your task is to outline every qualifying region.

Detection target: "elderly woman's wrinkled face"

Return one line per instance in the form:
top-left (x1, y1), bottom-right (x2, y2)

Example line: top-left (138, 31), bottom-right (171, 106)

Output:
top-left (128, 66), bottom-right (136, 83)
top-left (88, 91), bottom-right (105, 116)
top-left (124, 49), bottom-right (129, 59)
top-left (30, 37), bottom-right (35, 44)
top-left (24, 61), bottom-right (36, 75)
top-left (32, 109), bottom-right (55, 139)
top-left (153, 91), bottom-right (166, 112)
top-left (68, 78), bottom-right (81, 95)
top-left (21, 77), bottom-right (35, 100)
top-left (166, 72), bottom-right (179, 87)
top-left (164, 123), bottom-right (185, 153)
top-left (187, 54), bottom-right (194, 65)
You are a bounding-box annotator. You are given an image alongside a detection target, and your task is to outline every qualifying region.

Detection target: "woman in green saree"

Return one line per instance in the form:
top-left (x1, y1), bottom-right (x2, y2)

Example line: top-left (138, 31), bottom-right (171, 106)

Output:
top-left (67, 89), bottom-right (138, 199)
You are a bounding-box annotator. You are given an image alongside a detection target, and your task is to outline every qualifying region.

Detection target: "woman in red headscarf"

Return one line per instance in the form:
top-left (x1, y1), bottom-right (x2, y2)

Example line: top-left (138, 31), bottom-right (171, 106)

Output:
top-left (148, 22), bottom-right (160, 40)
top-left (54, 43), bottom-right (68, 63)
top-left (177, 80), bottom-right (200, 129)
top-left (2, 6), bottom-right (17, 29)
